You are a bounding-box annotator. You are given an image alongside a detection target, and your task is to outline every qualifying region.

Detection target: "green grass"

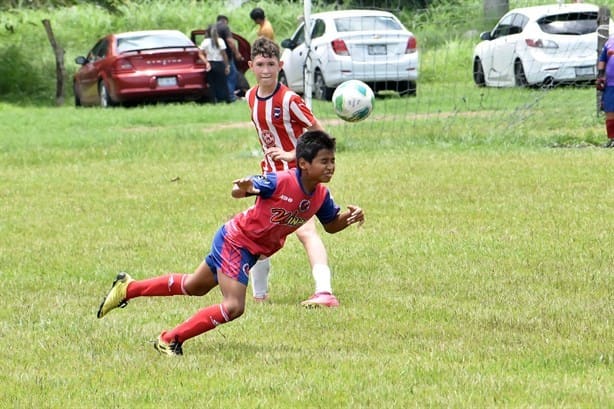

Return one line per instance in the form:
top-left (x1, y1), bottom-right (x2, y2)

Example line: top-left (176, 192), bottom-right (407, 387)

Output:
top-left (1, 0), bottom-right (613, 406)
top-left (1, 79), bottom-right (613, 407)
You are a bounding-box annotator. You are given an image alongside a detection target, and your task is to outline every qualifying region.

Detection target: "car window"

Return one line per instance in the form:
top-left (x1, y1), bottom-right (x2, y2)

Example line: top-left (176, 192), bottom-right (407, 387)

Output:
top-left (89, 39), bottom-right (108, 61)
top-left (312, 19), bottom-right (325, 39)
top-left (334, 16), bottom-right (402, 32)
top-left (510, 13), bottom-right (528, 34)
top-left (292, 25), bottom-right (306, 45)
top-left (491, 14), bottom-right (516, 39)
top-left (116, 32), bottom-right (194, 53)
top-left (538, 12), bottom-right (598, 35)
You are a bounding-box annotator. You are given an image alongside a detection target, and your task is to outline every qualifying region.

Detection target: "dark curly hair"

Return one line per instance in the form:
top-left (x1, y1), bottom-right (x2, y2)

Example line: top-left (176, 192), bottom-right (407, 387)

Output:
top-left (250, 37), bottom-right (280, 60)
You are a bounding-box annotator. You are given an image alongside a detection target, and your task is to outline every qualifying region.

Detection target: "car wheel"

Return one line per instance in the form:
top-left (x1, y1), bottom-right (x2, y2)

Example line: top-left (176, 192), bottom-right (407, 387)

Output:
top-left (398, 81), bottom-right (417, 97)
top-left (473, 58), bottom-right (486, 87)
top-left (278, 70), bottom-right (288, 86)
top-left (99, 81), bottom-right (115, 107)
top-left (73, 82), bottom-right (82, 107)
top-left (514, 60), bottom-right (528, 87)
top-left (541, 76), bottom-right (555, 89)
top-left (313, 71), bottom-right (333, 101)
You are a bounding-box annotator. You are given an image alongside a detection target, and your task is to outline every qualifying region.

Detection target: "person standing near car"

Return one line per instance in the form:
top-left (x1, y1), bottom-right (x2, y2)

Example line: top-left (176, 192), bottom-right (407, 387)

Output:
top-left (216, 15), bottom-right (243, 102)
top-left (250, 7), bottom-right (275, 41)
top-left (597, 35), bottom-right (614, 148)
top-left (199, 25), bottom-right (231, 103)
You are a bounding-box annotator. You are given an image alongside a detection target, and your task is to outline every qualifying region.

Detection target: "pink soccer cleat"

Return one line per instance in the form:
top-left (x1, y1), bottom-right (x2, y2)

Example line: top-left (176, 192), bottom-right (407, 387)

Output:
top-left (301, 292), bottom-right (340, 308)
top-left (253, 294), bottom-right (269, 303)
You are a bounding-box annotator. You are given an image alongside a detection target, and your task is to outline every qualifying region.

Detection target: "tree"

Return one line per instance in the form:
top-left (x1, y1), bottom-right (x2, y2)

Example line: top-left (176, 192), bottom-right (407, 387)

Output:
top-left (483, 0), bottom-right (508, 26)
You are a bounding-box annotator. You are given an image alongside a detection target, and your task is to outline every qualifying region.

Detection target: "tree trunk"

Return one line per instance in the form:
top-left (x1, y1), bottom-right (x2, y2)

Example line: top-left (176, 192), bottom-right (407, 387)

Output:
top-left (484, 0), bottom-right (509, 27)
top-left (42, 19), bottom-right (65, 106)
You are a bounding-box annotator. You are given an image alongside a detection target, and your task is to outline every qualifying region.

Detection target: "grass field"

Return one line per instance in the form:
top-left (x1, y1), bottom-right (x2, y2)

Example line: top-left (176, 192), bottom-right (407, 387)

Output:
top-left (1, 78), bottom-right (612, 408)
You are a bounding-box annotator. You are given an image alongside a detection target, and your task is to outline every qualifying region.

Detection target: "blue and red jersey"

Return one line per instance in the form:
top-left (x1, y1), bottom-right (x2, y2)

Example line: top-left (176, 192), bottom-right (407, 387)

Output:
top-left (224, 169), bottom-right (340, 257)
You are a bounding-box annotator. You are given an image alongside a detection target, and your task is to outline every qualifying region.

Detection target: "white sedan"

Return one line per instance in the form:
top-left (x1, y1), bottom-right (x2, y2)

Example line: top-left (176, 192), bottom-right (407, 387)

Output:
top-left (473, 3), bottom-right (611, 88)
top-left (279, 9), bottom-right (419, 100)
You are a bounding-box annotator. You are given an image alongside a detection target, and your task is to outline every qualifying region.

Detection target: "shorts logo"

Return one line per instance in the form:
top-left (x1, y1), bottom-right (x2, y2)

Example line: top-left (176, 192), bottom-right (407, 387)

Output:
top-left (273, 107), bottom-right (281, 119)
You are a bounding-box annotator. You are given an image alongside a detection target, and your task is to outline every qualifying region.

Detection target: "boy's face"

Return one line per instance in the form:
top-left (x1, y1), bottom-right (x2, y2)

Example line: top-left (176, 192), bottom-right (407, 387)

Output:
top-left (249, 54), bottom-right (283, 89)
top-left (299, 149), bottom-right (336, 184)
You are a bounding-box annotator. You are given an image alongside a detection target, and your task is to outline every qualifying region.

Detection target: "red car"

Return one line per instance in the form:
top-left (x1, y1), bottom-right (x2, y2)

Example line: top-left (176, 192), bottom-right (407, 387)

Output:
top-left (73, 30), bottom-right (209, 107)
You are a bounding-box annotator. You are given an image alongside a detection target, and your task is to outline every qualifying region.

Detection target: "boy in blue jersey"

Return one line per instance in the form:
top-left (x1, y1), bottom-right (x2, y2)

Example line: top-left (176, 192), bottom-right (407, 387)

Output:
top-left (96, 130), bottom-right (365, 356)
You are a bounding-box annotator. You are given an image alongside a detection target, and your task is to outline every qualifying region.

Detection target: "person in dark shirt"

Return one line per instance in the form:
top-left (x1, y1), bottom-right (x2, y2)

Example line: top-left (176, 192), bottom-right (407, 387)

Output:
top-left (216, 15), bottom-right (244, 102)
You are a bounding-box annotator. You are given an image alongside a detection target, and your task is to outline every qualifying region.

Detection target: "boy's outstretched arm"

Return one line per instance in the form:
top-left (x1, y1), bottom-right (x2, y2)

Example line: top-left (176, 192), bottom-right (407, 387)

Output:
top-left (323, 205), bottom-right (364, 233)
top-left (232, 177), bottom-right (260, 198)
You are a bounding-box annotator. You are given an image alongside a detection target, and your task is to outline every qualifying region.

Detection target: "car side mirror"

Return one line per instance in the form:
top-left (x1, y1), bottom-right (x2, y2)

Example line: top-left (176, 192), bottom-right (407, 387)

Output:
top-left (480, 31), bottom-right (492, 41)
top-left (281, 38), bottom-right (295, 50)
top-left (75, 56), bottom-right (88, 65)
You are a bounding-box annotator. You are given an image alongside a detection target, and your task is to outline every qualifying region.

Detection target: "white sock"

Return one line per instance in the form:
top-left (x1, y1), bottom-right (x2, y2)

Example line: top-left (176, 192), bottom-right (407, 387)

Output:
top-left (250, 258), bottom-right (270, 298)
top-left (312, 264), bottom-right (332, 294)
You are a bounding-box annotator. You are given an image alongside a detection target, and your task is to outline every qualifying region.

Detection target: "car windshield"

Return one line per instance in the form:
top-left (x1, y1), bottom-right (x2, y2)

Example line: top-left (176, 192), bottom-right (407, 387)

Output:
top-left (538, 12), bottom-right (598, 35)
top-left (334, 16), bottom-right (402, 32)
top-left (117, 32), bottom-right (194, 53)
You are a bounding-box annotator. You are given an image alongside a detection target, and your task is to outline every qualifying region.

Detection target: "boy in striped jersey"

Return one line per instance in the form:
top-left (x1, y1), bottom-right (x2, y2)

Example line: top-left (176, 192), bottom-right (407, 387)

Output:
top-left (245, 37), bottom-right (339, 307)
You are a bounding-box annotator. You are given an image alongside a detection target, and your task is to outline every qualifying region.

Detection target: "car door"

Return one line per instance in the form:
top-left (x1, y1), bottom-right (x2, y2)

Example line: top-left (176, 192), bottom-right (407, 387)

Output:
top-left (282, 24), bottom-right (308, 92)
top-left (489, 14), bottom-right (525, 83)
top-left (79, 39), bottom-right (109, 105)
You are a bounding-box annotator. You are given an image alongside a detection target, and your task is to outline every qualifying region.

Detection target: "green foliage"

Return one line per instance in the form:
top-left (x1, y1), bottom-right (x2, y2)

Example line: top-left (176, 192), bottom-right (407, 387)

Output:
top-left (0, 0), bottom-right (609, 104)
top-left (0, 44), bottom-right (45, 96)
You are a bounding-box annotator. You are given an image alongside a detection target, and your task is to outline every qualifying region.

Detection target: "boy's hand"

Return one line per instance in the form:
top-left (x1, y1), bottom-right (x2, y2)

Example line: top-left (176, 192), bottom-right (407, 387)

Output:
top-left (346, 205), bottom-right (364, 227)
top-left (265, 147), bottom-right (295, 163)
top-left (232, 177), bottom-right (260, 197)
top-left (596, 76), bottom-right (605, 91)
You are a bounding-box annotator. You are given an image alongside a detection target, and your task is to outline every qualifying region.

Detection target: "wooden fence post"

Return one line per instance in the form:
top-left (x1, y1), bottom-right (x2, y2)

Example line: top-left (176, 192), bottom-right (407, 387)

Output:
top-left (42, 19), bottom-right (65, 106)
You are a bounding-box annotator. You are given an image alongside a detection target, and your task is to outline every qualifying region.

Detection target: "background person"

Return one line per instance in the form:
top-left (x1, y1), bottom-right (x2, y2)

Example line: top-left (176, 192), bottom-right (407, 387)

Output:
top-left (199, 25), bottom-right (231, 103)
top-left (245, 37), bottom-right (340, 308)
top-left (250, 7), bottom-right (275, 40)
top-left (597, 35), bottom-right (614, 148)
top-left (216, 14), bottom-right (244, 102)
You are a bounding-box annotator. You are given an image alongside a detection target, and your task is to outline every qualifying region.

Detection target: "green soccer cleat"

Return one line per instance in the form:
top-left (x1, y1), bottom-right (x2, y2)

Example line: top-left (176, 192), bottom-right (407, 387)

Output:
top-left (154, 333), bottom-right (183, 356)
top-left (96, 272), bottom-right (133, 319)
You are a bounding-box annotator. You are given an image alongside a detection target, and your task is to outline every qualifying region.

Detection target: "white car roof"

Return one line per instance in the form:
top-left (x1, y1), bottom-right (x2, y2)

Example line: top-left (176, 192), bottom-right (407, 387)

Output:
top-left (115, 30), bottom-right (186, 39)
top-left (509, 3), bottom-right (599, 19)
top-left (309, 9), bottom-right (398, 19)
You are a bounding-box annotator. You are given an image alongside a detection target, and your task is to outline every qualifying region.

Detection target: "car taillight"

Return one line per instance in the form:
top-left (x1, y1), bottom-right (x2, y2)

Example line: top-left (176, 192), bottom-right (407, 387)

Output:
top-left (525, 39), bottom-right (558, 49)
top-left (112, 58), bottom-right (135, 73)
top-left (405, 36), bottom-right (417, 54)
top-left (331, 39), bottom-right (349, 56)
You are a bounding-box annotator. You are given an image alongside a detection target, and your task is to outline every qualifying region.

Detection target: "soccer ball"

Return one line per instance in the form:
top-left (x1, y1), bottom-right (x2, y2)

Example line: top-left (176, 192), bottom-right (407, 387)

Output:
top-left (331, 80), bottom-right (374, 122)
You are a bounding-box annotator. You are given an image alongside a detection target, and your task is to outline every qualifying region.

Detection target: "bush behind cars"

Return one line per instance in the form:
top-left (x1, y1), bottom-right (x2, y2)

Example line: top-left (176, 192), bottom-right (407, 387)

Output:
top-left (0, 0), bottom-right (488, 105)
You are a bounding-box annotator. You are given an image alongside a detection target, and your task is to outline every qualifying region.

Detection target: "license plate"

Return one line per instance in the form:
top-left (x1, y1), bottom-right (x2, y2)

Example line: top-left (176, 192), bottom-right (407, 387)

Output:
top-left (575, 66), bottom-right (594, 77)
top-left (157, 77), bottom-right (177, 87)
top-left (368, 44), bottom-right (386, 55)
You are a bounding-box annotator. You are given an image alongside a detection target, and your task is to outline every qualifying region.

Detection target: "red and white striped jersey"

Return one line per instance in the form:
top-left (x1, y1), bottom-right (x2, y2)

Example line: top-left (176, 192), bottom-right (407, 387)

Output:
top-left (246, 83), bottom-right (317, 173)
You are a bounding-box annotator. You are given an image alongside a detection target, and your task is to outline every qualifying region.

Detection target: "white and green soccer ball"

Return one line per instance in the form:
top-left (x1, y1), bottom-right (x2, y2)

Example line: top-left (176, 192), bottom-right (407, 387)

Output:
top-left (332, 80), bottom-right (375, 122)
